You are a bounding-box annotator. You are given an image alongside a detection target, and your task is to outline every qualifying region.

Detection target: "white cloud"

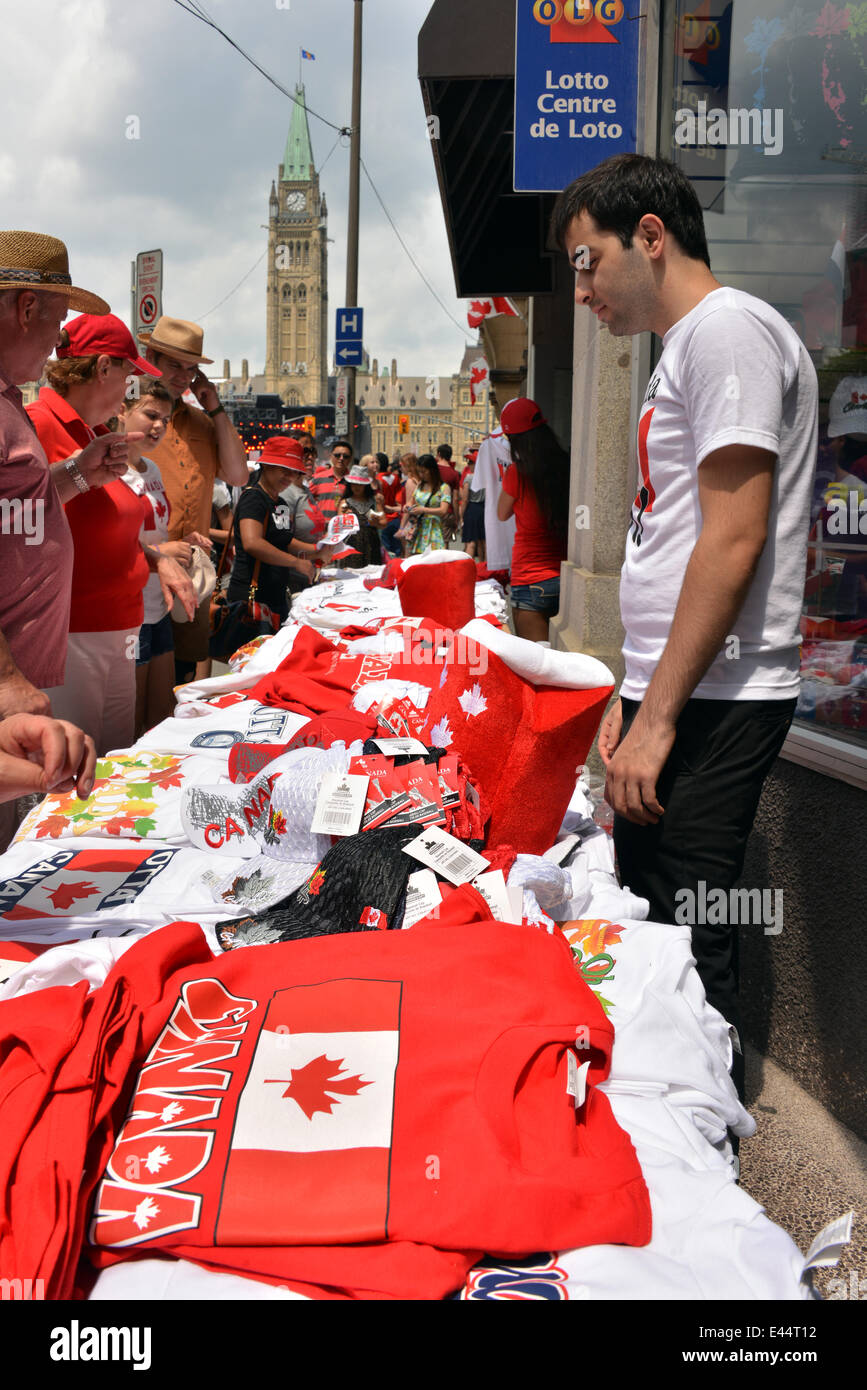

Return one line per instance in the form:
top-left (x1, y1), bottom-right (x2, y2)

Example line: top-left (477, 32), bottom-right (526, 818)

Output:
top-left (0, 0), bottom-right (476, 382)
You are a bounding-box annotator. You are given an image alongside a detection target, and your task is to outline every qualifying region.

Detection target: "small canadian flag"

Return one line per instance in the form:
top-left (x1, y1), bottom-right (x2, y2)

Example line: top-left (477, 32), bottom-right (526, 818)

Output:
top-left (466, 297), bottom-right (518, 331)
top-left (469, 357), bottom-right (489, 405)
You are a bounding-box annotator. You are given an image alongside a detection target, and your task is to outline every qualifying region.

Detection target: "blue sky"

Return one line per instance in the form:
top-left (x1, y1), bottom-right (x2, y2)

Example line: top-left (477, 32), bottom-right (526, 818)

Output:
top-left (0, 0), bottom-right (476, 379)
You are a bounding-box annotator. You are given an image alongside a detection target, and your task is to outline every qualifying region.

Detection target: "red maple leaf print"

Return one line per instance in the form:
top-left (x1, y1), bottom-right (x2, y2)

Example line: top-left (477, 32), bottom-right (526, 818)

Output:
top-left (47, 880), bottom-right (100, 910)
top-left (306, 868), bottom-right (326, 897)
top-left (35, 814), bottom-right (73, 839)
top-left (154, 498), bottom-right (167, 519)
top-left (103, 815), bottom-right (138, 837)
top-left (149, 769), bottom-right (184, 790)
top-left (267, 1054), bottom-right (372, 1120)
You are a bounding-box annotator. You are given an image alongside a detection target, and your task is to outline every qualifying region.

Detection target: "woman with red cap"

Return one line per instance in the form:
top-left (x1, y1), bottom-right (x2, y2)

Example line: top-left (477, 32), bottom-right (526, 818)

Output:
top-left (227, 435), bottom-right (324, 626)
top-left (27, 314), bottom-right (195, 753)
top-left (496, 397), bottom-right (570, 642)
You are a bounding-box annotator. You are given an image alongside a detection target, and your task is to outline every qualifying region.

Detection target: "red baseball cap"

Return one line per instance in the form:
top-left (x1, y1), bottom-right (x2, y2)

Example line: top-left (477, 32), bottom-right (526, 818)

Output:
top-left (500, 396), bottom-right (547, 435)
top-left (57, 314), bottom-right (161, 376)
top-left (258, 435), bottom-right (306, 471)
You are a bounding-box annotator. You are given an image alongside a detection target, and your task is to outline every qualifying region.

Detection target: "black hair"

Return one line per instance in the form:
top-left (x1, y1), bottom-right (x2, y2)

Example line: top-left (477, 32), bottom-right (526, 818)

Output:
top-left (376, 451), bottom-right (390, 471)
top-left (416, 453), bottom-right (442, 491)
top-left (332, 438), bottom-right (353, 453)
top-left (550, 154), bottom-right (711, 268)
top-left (436, 443), bottom-right (453, 461)
top-left (505, 424), bottom-right (570, 535)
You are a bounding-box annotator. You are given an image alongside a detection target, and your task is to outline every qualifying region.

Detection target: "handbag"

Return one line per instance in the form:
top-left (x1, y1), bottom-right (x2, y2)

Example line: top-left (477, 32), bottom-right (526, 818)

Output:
top-left (209, 560), bottom-right (282, 663)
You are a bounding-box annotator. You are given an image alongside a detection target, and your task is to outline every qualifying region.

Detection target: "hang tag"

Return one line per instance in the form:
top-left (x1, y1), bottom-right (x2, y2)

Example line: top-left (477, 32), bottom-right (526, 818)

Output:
top-left (402, 825), bottom-right (489, 886)
top-left (372, 737), bottom-right (429, 756)
top-left (802, 1212), bottom-right (854, 1270)
top-left (465, 780), bottom-right (480, 811)
top-left (566, 1052), bottom-right (590, 1109)
top-left (471, 869), bottom-right (521, 923)
top-left (402, 869), bottom-right (443, 927)
top-left (310, 772), bottom-right (368, 836)
top-left (507, 884), bottom-right (525, 923)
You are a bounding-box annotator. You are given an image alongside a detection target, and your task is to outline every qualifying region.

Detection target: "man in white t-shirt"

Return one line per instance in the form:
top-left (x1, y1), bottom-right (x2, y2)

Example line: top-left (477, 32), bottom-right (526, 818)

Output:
top-left (552, 155), bottom-right (818, 1083)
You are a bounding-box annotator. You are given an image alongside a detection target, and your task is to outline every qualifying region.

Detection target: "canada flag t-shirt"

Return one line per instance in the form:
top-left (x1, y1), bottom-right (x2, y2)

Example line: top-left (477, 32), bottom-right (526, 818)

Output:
top-left (87, 920), bottom-right (650, 1286)
top-left (620, 287), bottom-right (818, 701)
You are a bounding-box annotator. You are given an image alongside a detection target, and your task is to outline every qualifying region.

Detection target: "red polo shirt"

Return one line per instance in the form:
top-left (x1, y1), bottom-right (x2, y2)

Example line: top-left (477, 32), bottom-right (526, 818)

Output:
top-left (27, 388), bottom-right (150, 633)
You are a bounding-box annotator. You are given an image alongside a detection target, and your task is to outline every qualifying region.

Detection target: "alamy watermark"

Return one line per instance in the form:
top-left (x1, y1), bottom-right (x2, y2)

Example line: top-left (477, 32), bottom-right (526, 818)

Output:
top-left (674, 101), bottom-right (783, 157)
top-left (675, 880), bottom-right (783, 935)
top-left (0, 498), bottom-right (44, 546)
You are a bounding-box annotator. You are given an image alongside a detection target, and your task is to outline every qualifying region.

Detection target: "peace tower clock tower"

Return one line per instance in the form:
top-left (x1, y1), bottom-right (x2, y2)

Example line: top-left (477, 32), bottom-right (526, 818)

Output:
top-left (265, 84), bottom-right (329, 406)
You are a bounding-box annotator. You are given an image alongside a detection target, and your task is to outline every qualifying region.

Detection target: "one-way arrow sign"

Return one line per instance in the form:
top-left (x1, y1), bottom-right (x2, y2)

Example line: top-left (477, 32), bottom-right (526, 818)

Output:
top-left (336, 342), bottom-right (363, 365)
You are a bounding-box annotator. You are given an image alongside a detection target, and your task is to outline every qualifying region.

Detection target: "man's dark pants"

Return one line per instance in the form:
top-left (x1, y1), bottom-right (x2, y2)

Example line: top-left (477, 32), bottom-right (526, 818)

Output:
top-left (614, 696), bottom-right (796, 1101)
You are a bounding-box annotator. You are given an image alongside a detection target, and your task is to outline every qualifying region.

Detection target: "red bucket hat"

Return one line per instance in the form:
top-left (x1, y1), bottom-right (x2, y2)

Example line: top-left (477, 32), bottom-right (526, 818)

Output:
top-left (57, 314), bottom-right (161, 376)
top-left (258, 435), bottom-right (306, 470)
top-left (500, 397), bottom-right (546, 435)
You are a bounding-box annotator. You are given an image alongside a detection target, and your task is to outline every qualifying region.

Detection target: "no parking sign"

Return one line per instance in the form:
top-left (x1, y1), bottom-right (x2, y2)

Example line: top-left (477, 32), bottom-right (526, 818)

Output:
top-left (134, 250), bottom-right (163, 339)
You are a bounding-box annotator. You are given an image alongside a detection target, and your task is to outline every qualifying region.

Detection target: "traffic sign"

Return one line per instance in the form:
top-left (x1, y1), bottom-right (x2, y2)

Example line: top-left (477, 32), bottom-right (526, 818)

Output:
top-left (134, 249), bottom-right (163, 339)
top-left (335, 341), bottom-right (363, 365)
top-left (336, 307), bottom-right (363, 338)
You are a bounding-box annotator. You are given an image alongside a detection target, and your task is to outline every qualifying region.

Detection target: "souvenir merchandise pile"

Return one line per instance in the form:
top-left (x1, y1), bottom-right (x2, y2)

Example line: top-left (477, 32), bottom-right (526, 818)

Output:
top-left (0, 553), bottom-right (815, 1301)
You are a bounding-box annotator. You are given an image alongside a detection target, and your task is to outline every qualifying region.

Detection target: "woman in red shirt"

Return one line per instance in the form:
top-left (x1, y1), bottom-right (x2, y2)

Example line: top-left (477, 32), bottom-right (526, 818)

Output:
top-left (27, 314), bottom-right (194, 754)
top-left (496, 397), bottom-right (570, 642)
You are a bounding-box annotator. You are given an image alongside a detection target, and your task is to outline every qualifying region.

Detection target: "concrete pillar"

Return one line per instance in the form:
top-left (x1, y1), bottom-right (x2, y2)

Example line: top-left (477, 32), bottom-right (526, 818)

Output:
top-left (550, 308), bottom-right (635, 698)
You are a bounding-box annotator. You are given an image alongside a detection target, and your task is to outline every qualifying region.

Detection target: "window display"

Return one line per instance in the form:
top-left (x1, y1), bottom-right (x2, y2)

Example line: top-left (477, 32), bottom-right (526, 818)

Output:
top-left (663, 0), bottom-right (867, 748)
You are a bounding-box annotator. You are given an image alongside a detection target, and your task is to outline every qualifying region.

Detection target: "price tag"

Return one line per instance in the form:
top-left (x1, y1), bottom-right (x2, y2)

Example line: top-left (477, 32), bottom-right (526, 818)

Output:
top-left (471, 869), bottom-right (521, 923)
top-left (803, 1212), bottom-right (854, 1270)
top-left (402, 869), bottom-right (443, 927)
top-left (566, 1053), bottom-right (591, 1109)
top-left (402, 825), bottom-right (489, 886)
top-left (372, 737), bottom-right (429, 757)
top-left (310, 772), bottom-right (368, 837)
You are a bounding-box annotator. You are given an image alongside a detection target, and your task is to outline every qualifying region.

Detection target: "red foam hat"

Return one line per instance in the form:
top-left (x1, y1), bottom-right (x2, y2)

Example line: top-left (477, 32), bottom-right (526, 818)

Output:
top-left (258, 435), bottom-right (306, 470)
top-left (500, 396), bottom-right (546, 436)
top-left (57, 313), bottom-right (161, 376)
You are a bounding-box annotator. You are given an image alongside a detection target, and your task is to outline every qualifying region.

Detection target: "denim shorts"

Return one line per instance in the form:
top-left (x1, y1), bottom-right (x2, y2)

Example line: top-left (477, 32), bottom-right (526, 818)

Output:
top-left (510, 576), bottom-right (560, 615)
top-left (136, 613), bottom-right (175, 666)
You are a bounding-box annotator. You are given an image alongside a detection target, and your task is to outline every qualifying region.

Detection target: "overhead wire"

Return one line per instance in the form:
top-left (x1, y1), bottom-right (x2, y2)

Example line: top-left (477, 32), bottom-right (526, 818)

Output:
top-left (171, 0), bottom-right (349, 136)
top-left (171, 0), bottom-right (470, 342)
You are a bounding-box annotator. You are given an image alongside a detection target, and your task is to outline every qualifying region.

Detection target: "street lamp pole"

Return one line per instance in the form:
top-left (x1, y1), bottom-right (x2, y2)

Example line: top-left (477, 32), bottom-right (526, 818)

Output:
top-left (345, 0), bottom-right (363, 452)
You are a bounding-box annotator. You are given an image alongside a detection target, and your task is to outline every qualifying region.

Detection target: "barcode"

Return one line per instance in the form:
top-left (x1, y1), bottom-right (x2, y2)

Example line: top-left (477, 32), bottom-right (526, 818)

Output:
top-left (428, 843), bottom-right (474, 876)
top-left (327, 810), bottom-right (354, 825)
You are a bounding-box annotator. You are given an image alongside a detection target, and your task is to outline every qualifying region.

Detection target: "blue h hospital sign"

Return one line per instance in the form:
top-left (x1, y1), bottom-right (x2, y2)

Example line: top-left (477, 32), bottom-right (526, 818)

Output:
top-left (514, 1), bottom-right (641, 193)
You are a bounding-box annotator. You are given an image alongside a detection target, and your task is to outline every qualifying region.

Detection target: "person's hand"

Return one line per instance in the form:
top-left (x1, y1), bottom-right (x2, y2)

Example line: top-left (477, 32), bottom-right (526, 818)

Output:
top-left (293, 558), bottom-right (316, 584)
top-left (598, 698), bottom-right (623, 768)
top-left (0, 713), bottom-right (96, 803)
top-left (189, 369), bottom-right (220, 414)
top-left (0, 671), bottom-right (51, 720)
top-left (156, 555), bottom-right (196, 621)
top-left (183, 531), bottom-right (212, 551)
top-left (74, 432), bottom-right (146, 489)
top-left (410, 505), bottom-right (423, 517)
top-left (159, 540), bottom-right (193, 567)
top-left (603, 713), bottom-right (675, 826)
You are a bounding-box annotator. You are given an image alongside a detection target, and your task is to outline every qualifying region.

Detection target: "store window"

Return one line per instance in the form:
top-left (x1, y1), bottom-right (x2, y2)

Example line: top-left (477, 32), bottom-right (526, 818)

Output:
top-left (662, 0), bottom-right (867, 750)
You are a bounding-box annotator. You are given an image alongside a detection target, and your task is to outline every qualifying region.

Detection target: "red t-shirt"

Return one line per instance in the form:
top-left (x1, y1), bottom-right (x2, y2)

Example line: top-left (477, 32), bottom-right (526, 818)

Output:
top-left (502, 463), bottom-right (567, 586)
top-left (377, 471), bottom-right (402, 510)
top-left (26, 388), bottom-right (150, 633)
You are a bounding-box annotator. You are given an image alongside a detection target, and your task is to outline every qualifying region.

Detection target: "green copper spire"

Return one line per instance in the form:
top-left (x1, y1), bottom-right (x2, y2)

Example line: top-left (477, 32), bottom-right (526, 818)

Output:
top-left (282, 84), bottom-right (315, 181)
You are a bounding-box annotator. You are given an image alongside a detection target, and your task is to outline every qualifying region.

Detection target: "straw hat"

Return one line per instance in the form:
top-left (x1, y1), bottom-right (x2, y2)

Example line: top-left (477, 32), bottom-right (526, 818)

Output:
top-left (0, 230), bottom-right (109, 315)
top-left (136, 315), bottom-right (214, 365)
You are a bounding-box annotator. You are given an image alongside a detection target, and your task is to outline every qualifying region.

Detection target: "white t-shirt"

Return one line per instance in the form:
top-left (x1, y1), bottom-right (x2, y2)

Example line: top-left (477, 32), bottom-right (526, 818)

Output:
top-left (123, 457), bottom-right (171, 626)
top-left (620, 287), bottom-right (818, 701)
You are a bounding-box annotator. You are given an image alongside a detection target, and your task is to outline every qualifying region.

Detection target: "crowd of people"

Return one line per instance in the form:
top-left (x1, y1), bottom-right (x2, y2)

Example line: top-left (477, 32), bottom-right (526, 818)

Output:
top-left (0, 223), bottom-right (571, 850)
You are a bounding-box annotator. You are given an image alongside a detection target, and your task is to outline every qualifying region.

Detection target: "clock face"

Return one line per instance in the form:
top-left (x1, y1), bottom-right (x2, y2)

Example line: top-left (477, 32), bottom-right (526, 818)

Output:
top-left (286, 191), bottom-right (306, 212)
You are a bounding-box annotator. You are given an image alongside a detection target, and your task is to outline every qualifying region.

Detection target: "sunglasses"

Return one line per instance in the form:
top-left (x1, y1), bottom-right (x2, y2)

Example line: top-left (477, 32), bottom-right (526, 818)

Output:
top-left (333, 452), bottom-right (351, 460)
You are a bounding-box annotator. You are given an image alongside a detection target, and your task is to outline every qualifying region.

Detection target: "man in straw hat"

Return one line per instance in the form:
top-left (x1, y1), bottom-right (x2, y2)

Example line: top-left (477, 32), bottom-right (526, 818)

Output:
top-left (0, 230), bottom-right (144, 713)
top-left (139, 316), bottom-right (248, 683)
